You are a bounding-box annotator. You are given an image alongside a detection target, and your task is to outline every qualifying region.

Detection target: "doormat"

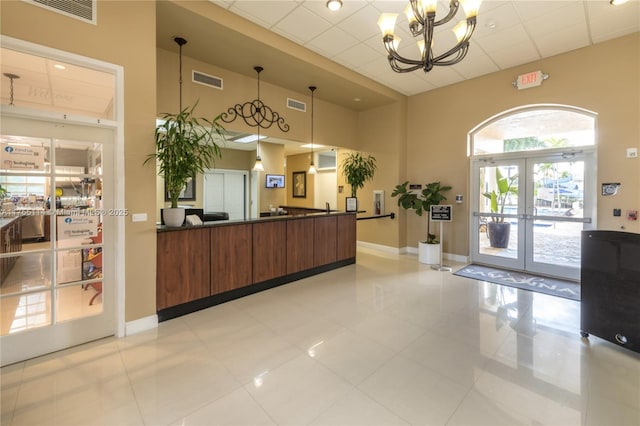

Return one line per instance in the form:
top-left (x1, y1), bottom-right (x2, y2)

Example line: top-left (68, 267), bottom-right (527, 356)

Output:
top-left (454, 264), bottom-right (580, 301)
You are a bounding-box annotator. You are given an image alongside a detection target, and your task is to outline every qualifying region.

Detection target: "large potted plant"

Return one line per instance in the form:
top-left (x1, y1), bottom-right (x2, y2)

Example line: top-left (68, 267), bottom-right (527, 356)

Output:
top-left (483, 168), bottom-right (518, 248)
top-left (340, 152), bottom-right (377, 210)
top-left (146, 101), bottom-right (225, 226)
top-left (391, 181), bottom-right (451, 264)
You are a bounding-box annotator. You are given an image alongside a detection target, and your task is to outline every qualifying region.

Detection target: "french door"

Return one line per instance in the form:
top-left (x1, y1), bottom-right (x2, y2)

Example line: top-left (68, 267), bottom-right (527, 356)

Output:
top-left (0, 117), bottom-right (115, 366)
top-left (471, 150), bottom-right (595, 281)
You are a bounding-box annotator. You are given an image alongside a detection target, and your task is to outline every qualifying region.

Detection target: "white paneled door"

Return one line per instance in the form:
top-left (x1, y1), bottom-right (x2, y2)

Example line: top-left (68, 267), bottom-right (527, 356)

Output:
top-left (0, 117), bottom-right (116, 366)
top-left (204, 169), bottom-right (248, 220)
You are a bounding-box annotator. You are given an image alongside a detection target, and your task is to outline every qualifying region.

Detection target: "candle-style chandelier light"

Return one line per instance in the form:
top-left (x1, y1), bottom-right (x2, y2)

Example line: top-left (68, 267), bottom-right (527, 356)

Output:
top-left (378, 0), bottom-right (481, 73)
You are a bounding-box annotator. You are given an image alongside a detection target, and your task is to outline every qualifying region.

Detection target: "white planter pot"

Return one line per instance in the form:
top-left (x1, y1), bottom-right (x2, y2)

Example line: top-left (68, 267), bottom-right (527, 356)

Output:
top-left (162, 208), bottom-right (185, 227)
top-left (418, 241), bottom-right (440, 265)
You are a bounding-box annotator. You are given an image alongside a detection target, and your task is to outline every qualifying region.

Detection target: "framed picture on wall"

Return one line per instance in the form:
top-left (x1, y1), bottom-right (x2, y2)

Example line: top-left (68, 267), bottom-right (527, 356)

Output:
top-left (292, 171), bottom-right (306, 198)
top-left (164, 175), bottom-right (195, 202)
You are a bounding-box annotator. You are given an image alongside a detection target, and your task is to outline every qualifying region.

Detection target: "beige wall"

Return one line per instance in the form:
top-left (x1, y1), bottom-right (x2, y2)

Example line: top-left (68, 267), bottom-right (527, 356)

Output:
top-left (406, 33), bottom-right (640, 256)
top-left (1, 1), bottom-right (158, 323)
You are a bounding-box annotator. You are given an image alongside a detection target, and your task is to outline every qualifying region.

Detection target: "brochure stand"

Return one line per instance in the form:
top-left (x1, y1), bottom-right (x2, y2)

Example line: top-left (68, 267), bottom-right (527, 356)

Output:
top-left (430, 205), bottom-right (453, 272)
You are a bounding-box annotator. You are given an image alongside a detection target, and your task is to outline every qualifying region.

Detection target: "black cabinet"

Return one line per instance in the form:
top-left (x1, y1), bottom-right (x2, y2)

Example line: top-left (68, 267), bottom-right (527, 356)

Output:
top-left (580, 230), bottom-right (640, 353)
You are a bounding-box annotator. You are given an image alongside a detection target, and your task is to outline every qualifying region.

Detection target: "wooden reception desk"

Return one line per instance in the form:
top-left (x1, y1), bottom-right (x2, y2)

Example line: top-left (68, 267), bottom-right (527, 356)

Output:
top-left (156, 212), bottom-right (356, 321)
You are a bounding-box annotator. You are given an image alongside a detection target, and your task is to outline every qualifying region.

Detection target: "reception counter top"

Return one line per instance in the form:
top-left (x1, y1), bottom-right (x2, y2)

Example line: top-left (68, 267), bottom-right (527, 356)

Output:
top-left (156, 211), bottom-right (357, 321)
top-left (156, 210), bottom-right (352, 232)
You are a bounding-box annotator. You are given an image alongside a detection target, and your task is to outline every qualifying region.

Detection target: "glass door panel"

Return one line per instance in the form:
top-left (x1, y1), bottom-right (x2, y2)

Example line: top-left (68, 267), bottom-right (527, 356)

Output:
top-left (525, 155), bottom-right (593, 280)
top-left (472, 153), bottom-right (594, 281)
top-left (472, 160), bottom-right (524, 270)
top-left (0, 118), bottom-right (113, 366)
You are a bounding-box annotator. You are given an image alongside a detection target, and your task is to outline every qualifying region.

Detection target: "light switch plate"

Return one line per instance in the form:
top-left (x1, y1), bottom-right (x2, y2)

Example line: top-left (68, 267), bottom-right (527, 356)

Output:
top-left (627, 148), bottom-right (638, 158)
top-left (132, 213), bottom-right (147, 222)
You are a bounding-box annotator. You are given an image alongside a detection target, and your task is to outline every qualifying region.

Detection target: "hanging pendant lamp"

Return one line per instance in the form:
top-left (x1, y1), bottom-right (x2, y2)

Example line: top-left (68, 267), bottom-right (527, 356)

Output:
top-left (308, 86), bottom-right (317, 175)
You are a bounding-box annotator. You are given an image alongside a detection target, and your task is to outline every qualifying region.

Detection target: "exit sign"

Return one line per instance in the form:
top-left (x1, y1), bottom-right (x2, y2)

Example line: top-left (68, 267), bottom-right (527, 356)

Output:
top-left (513, 70), bottom-right (548, 90)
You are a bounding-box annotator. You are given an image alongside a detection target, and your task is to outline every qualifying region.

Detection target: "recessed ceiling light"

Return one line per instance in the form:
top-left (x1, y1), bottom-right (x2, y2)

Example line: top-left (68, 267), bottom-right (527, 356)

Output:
top-left (53, 64), bottom-right (66, 70)
top-left (353, 98), bottom-right (361, 102)
top-left (326, 0), bottom-right (342, 12)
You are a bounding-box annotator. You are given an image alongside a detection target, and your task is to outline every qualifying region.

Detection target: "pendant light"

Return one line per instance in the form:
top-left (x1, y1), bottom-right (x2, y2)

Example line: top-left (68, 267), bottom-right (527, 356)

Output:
top-left (3, 73), bottom-right (20, 106)
top-left (308, 86), bottom-right (317, 175)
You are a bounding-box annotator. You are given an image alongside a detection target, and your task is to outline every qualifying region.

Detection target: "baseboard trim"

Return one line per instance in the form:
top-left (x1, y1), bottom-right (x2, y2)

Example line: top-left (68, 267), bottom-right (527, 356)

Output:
top-left (357, 241), bottom-right (404, 254)
top-left (399, 246), bottom-right (469, 264)
top-left (125, 314), bottom-right (158, 335)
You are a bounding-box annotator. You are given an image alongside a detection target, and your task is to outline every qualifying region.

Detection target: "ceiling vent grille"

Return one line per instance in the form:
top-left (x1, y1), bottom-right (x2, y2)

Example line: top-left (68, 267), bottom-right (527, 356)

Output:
top-left (29, 0), bottom-right (95, 23)
top-left (192, 70), bottom-right (223, 90)
top-left (287, 98), bottom-right (306, 112)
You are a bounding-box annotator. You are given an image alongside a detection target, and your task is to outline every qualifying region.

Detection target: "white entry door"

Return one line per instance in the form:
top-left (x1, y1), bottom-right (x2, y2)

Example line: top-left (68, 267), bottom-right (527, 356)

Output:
top-left (204, 169), bottom-right (248, 220)
top-left (0, 117), bottom-right (116, 366)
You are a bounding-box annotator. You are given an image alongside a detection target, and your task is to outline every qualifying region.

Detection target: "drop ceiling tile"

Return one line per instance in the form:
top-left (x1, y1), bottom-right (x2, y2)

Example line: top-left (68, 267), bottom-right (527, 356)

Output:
top-left (375, 70), bottom-right (432, 95)
top-left (333, 43), bottom-right (382, 69)
top-left (306, 26), bottom-right (361, 58)
top-left (452, 50), bottom-right (500, 80)
top-left (273, 5), bottom-right (333, 44)
top-left (487, 44), bottom-right (540, 70)
top-left (473, 2), bottom-right (520, 38)
top-left (475, 24), bottom-right (535, 53)
top-left (302, 0), bottom-right (369, 25)
top-left (417, 66), bottom-right (465, 89)
top-left (354, 55), bottom-right (393, 79)
top-left (531, 25), bottom-right (590, 58)
top-left (523, 2), bottom-right (586, 39)
top-left (587, 0), bottom-right (640, 43)
top-left (336, 5), bottom-right (385, 42)
top-left (512, 0), bottom-right (580, 20)
top-left (230, 1), bottom-right (300, 29)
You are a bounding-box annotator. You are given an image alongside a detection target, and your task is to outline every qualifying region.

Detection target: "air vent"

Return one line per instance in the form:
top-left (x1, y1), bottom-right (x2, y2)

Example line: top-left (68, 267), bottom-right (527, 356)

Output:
top-left (192, 70), bottom-right (223, 90)
top-left (29, 0), bottom-right (95, 23)
top-left (287, 98), bottom-right (306, 112)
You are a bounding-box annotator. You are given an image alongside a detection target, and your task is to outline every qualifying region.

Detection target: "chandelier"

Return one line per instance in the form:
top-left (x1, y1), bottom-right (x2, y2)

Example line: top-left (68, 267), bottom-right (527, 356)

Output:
top-left (377, 0), bottom-right (481, 73)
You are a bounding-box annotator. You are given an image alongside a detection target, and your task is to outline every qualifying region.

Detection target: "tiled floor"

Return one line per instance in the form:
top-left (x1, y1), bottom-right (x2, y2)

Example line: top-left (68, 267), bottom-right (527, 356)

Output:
top-left (1, 248), bottom-right (639, 425)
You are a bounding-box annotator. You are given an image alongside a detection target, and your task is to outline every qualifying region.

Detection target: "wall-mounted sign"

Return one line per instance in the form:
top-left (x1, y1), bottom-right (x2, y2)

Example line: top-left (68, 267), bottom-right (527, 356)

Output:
top-left (0, 143), bottom-right (45, 171)
top-left (512, 70), bottom-right (549, 90)
top-left (430, 205), bottom-right (452, 222)
top-left (57, 215), bottom-right (99, 240)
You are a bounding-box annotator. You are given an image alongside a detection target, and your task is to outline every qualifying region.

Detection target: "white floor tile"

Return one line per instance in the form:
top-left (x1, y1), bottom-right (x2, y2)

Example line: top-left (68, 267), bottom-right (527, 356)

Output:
top-left (2, 248), bottom-right (639, 425)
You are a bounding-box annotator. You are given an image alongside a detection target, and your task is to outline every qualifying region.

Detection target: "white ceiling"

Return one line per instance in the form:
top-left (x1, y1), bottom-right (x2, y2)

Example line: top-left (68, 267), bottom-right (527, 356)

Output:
top-left (211, 0), bottom-right (639, 96)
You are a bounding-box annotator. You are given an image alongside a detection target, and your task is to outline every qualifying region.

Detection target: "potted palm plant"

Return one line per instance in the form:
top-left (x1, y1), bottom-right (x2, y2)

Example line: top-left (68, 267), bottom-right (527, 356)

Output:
top-left (483, 168), bottom-right (518, 248)
top-left (146, 101), bottom-right (225, 226)
top-left (340, 152), bottom-right (377, 210)
top-left (391, 181), bottom-right (451, 264)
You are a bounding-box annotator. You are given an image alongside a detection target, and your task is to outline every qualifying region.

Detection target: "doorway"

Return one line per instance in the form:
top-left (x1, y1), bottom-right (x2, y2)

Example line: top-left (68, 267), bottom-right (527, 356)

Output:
top-left (0, 37), bottom-right (123, 366)
top-left (469, 106), bottom-right (597, 281)
top-left (203, 169), bottom-right (248, 220)
top-left (0, 118), bottom-right (117, 366)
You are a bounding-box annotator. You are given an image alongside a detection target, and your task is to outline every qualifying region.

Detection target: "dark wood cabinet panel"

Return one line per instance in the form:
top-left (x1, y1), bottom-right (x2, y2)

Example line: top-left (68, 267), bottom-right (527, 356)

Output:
top-left (210, 224), bottom-right (252, 294)
top-left (253, 221), bottom-right (286, 283)
top-left (314, 216), bottom-right (337, 267)
top-left (157, 228), bottom-right (210, 310)
top-left (581, 230), bottom-right (640, 353)
top-left (337, 214), bottom-right (356, 261)
top-left (286, 217), bottom-right (314, 274)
